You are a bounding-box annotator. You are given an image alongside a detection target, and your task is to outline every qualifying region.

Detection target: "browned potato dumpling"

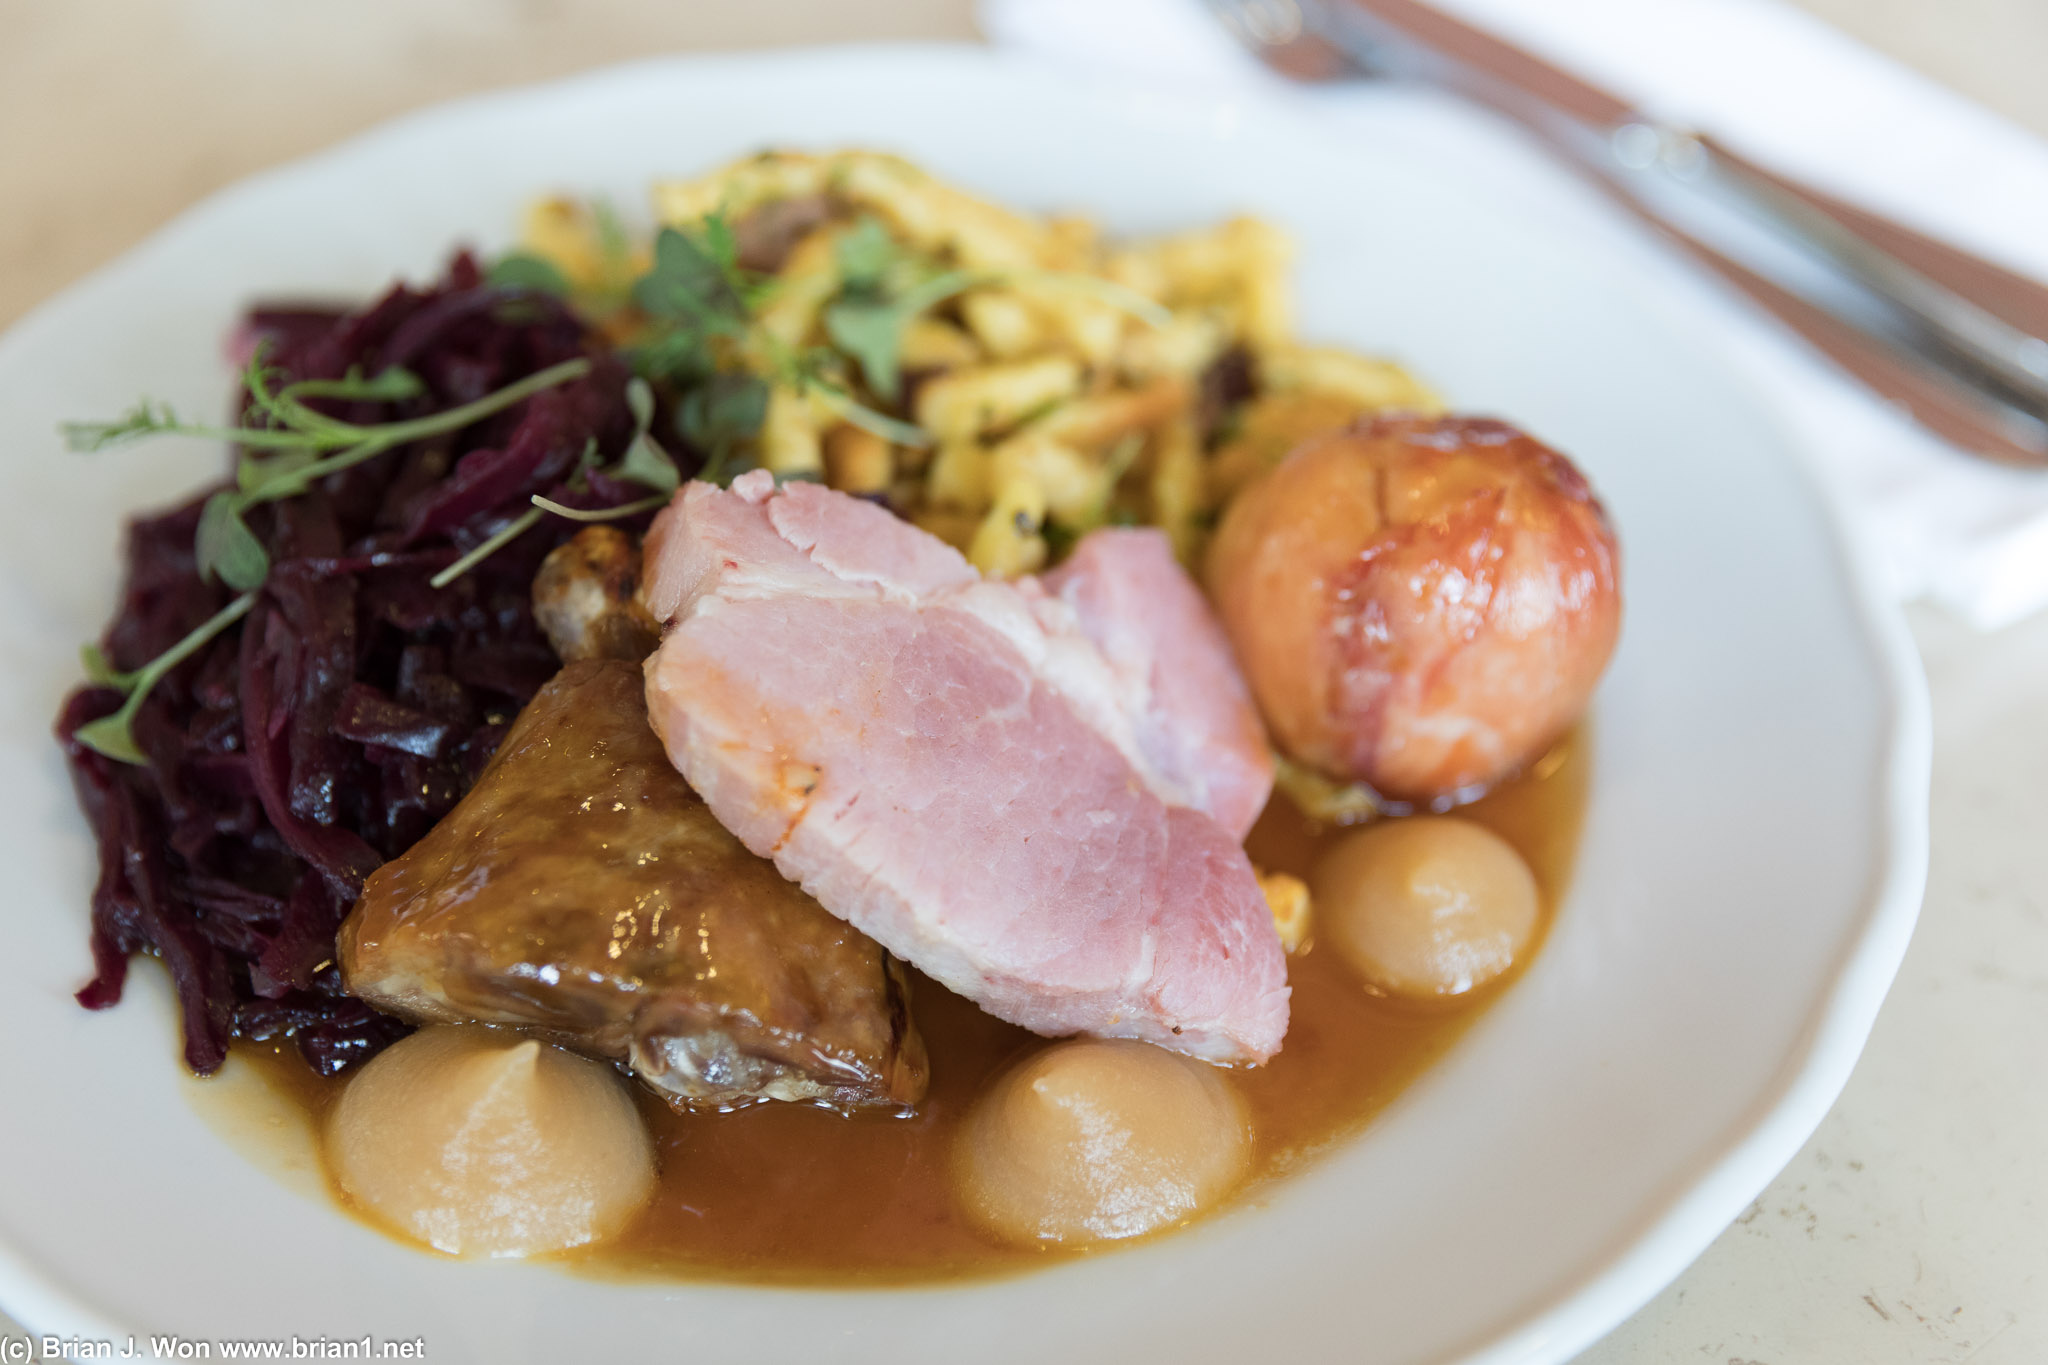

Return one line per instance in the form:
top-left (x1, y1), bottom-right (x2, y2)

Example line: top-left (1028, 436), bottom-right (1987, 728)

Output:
top-left (1206, 416), bottom-right (1620, 806)
top-left (953, 1039), bottom-right (1250, 1246)
top-left (1313, 817), bottom-right (1539, 999)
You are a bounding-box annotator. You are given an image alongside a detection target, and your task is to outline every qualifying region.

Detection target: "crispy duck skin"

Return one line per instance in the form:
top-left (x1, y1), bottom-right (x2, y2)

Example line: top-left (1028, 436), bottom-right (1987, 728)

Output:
top-left (337, 657), bottom-right (929, 1111)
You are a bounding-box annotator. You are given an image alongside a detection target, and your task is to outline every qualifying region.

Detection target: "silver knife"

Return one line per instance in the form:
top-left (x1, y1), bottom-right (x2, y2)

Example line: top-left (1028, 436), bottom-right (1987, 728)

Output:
top-left (1212, 0), bottom-right (2048, 465)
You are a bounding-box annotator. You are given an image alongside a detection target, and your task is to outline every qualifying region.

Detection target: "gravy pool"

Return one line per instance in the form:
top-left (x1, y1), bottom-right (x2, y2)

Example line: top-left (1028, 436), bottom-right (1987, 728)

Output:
top-left (228, 730), bottom-right (1588, 1282)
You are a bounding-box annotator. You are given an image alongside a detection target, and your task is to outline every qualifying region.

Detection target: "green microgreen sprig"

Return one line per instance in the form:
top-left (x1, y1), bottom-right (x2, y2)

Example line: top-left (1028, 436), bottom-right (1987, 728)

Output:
top-left (825, 266), bottom-right (979, 405)
top-left (626, 213), bottom-right (942, 471)
top-left (68, 353), bottom-right (592, 592)
top-left (486, 254), bottom-right (573, 296)
top-left (427, 377), bottom-right (684, 589)
top-left (71, 591), bottom-right (258, 765)
top-left (65, 349), bottom-right (595, 762)
top-left (616, 375), bottom-right (682, 495)
top-left (529, 494), bottom-right (671, 523)
top-left (617, 217), bottom-right (776, 481)
top-left (426, 507), bottom-right (546, 592)
top-left (819, 215), bottom-right (1172, 409)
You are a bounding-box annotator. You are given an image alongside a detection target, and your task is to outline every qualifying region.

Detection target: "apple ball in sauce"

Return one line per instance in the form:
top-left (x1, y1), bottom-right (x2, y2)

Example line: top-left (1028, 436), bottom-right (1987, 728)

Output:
top-left (1206, 415), bottom-right (1620, 808)
top-left (954, 1039), bottom-right (1251, 1245)
top-left (1312, 816), bottom-right (1542, 999)
top-left (328, 1024), bottom-right (655, 1257)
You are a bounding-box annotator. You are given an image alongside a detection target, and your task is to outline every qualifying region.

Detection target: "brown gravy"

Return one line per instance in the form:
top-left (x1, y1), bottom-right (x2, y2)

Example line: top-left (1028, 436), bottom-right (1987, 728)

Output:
top-left (233, 731), bottom-right (1588, 1283)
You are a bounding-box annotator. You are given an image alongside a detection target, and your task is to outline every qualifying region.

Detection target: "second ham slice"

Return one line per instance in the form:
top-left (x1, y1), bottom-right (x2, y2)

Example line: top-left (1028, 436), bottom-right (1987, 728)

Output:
top-left (639, 471), bottom-right (1289, 1065)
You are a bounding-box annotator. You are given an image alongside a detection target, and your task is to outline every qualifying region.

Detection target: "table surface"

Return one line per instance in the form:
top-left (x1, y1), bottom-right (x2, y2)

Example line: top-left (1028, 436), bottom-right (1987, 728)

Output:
top-left (5, 3), bottom-right (2044, 1361)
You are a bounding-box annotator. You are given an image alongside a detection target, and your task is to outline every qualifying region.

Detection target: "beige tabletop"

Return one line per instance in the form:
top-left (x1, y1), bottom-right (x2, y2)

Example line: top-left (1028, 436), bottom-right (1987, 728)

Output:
top-left (5, 2), bottom-right (2045, 1361)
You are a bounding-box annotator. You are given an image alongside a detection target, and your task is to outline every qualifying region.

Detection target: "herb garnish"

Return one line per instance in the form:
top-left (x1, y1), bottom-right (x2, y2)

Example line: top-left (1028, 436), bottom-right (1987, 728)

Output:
top-left (66, 204), bottom-right (1172, 766)
top-left (628, 213), bottom-right (945, 470)
top-left (64, 350), bottom-right (594, 762)
top-left (426, 508), bottom-right (547, 593)
top-left (819, 215), bottom-right (1171, 408)
top-left (425, 377), bottom-right (684, 589)
top-left (619, 217), bottom-right (779, 479)
top-left (826, 271), bottom-right (977, 405)
top-left (425, 374), bottom-right (684, 590)
top-left (71, 592), bottom-right (258, 765)
top-left (68, 352), bottom-right (591, 593)
top-left (486, 253), bottom-right (573, 296)
top-left (528, 494), bottom-right (671, 523)
top-left (821, 218), bottom-right (969, 404)
top-left (678, 371), bottom-right (771, 484)
top-left (630, 219), bottom-right (756, 383)
top-left (616, 375), bottom-right (682, 495)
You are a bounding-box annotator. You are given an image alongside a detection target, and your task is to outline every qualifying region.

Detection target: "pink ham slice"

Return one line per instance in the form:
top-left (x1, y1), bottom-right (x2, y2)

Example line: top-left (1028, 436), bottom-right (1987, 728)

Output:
top-left (1039, 528), bottom-right (1274, 840)
top-left (639, 471), bottom-right (1289, 1065)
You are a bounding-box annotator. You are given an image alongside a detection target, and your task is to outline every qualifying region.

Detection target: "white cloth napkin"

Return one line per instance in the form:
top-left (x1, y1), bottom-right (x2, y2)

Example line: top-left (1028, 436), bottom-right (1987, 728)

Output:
top-left (980, 0), bottom-right (2048, 629)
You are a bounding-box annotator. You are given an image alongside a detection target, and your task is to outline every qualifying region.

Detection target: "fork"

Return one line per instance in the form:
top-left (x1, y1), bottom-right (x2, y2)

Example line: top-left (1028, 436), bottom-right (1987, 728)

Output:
top-left (1210, 0), bottom-right (2048, 466)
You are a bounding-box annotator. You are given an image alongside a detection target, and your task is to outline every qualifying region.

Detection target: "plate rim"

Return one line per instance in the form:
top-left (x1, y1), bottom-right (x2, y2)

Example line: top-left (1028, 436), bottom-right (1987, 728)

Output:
top-left (1453, 336), bottom-right (1933, 1365)
top-left (0, 40), bottom-right (1933, 1365)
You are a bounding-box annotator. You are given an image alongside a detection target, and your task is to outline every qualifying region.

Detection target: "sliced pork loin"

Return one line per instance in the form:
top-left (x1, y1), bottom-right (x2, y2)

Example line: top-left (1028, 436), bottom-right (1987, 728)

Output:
top-left (1038, 528), bottom-right (1274, 840)
top-left (639, 471), bottom-right (1288, 1065)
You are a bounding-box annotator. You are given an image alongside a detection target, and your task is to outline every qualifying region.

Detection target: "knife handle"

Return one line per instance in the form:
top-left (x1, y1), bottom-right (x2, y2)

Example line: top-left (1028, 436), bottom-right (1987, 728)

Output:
top-left (1337, 0), bottom-right (2048, 327)
top-left (1698, 135), bottom-right (2048, 343)
top-left (1585, 163), bottom-right (2048, 466)
top-left (1318, 0), bottom-right (2048, 460)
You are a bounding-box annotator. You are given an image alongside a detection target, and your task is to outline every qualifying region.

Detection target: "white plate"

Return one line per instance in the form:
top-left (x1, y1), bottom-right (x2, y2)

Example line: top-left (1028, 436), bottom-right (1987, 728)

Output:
top-left (0, 44), bottom-right (1928, 1365)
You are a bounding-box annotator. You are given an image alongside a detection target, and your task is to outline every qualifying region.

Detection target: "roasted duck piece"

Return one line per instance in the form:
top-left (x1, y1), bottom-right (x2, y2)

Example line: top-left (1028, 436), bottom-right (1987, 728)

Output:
top-left (531, 525), bottom-right (662, 664)
top-left (338, 657), bottom-right (928, 1111)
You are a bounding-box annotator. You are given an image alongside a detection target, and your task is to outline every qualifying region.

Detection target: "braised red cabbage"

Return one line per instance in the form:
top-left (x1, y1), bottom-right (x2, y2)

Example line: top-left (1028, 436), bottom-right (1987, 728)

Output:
top-left (55, 254), bottom-right (680, 1076)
